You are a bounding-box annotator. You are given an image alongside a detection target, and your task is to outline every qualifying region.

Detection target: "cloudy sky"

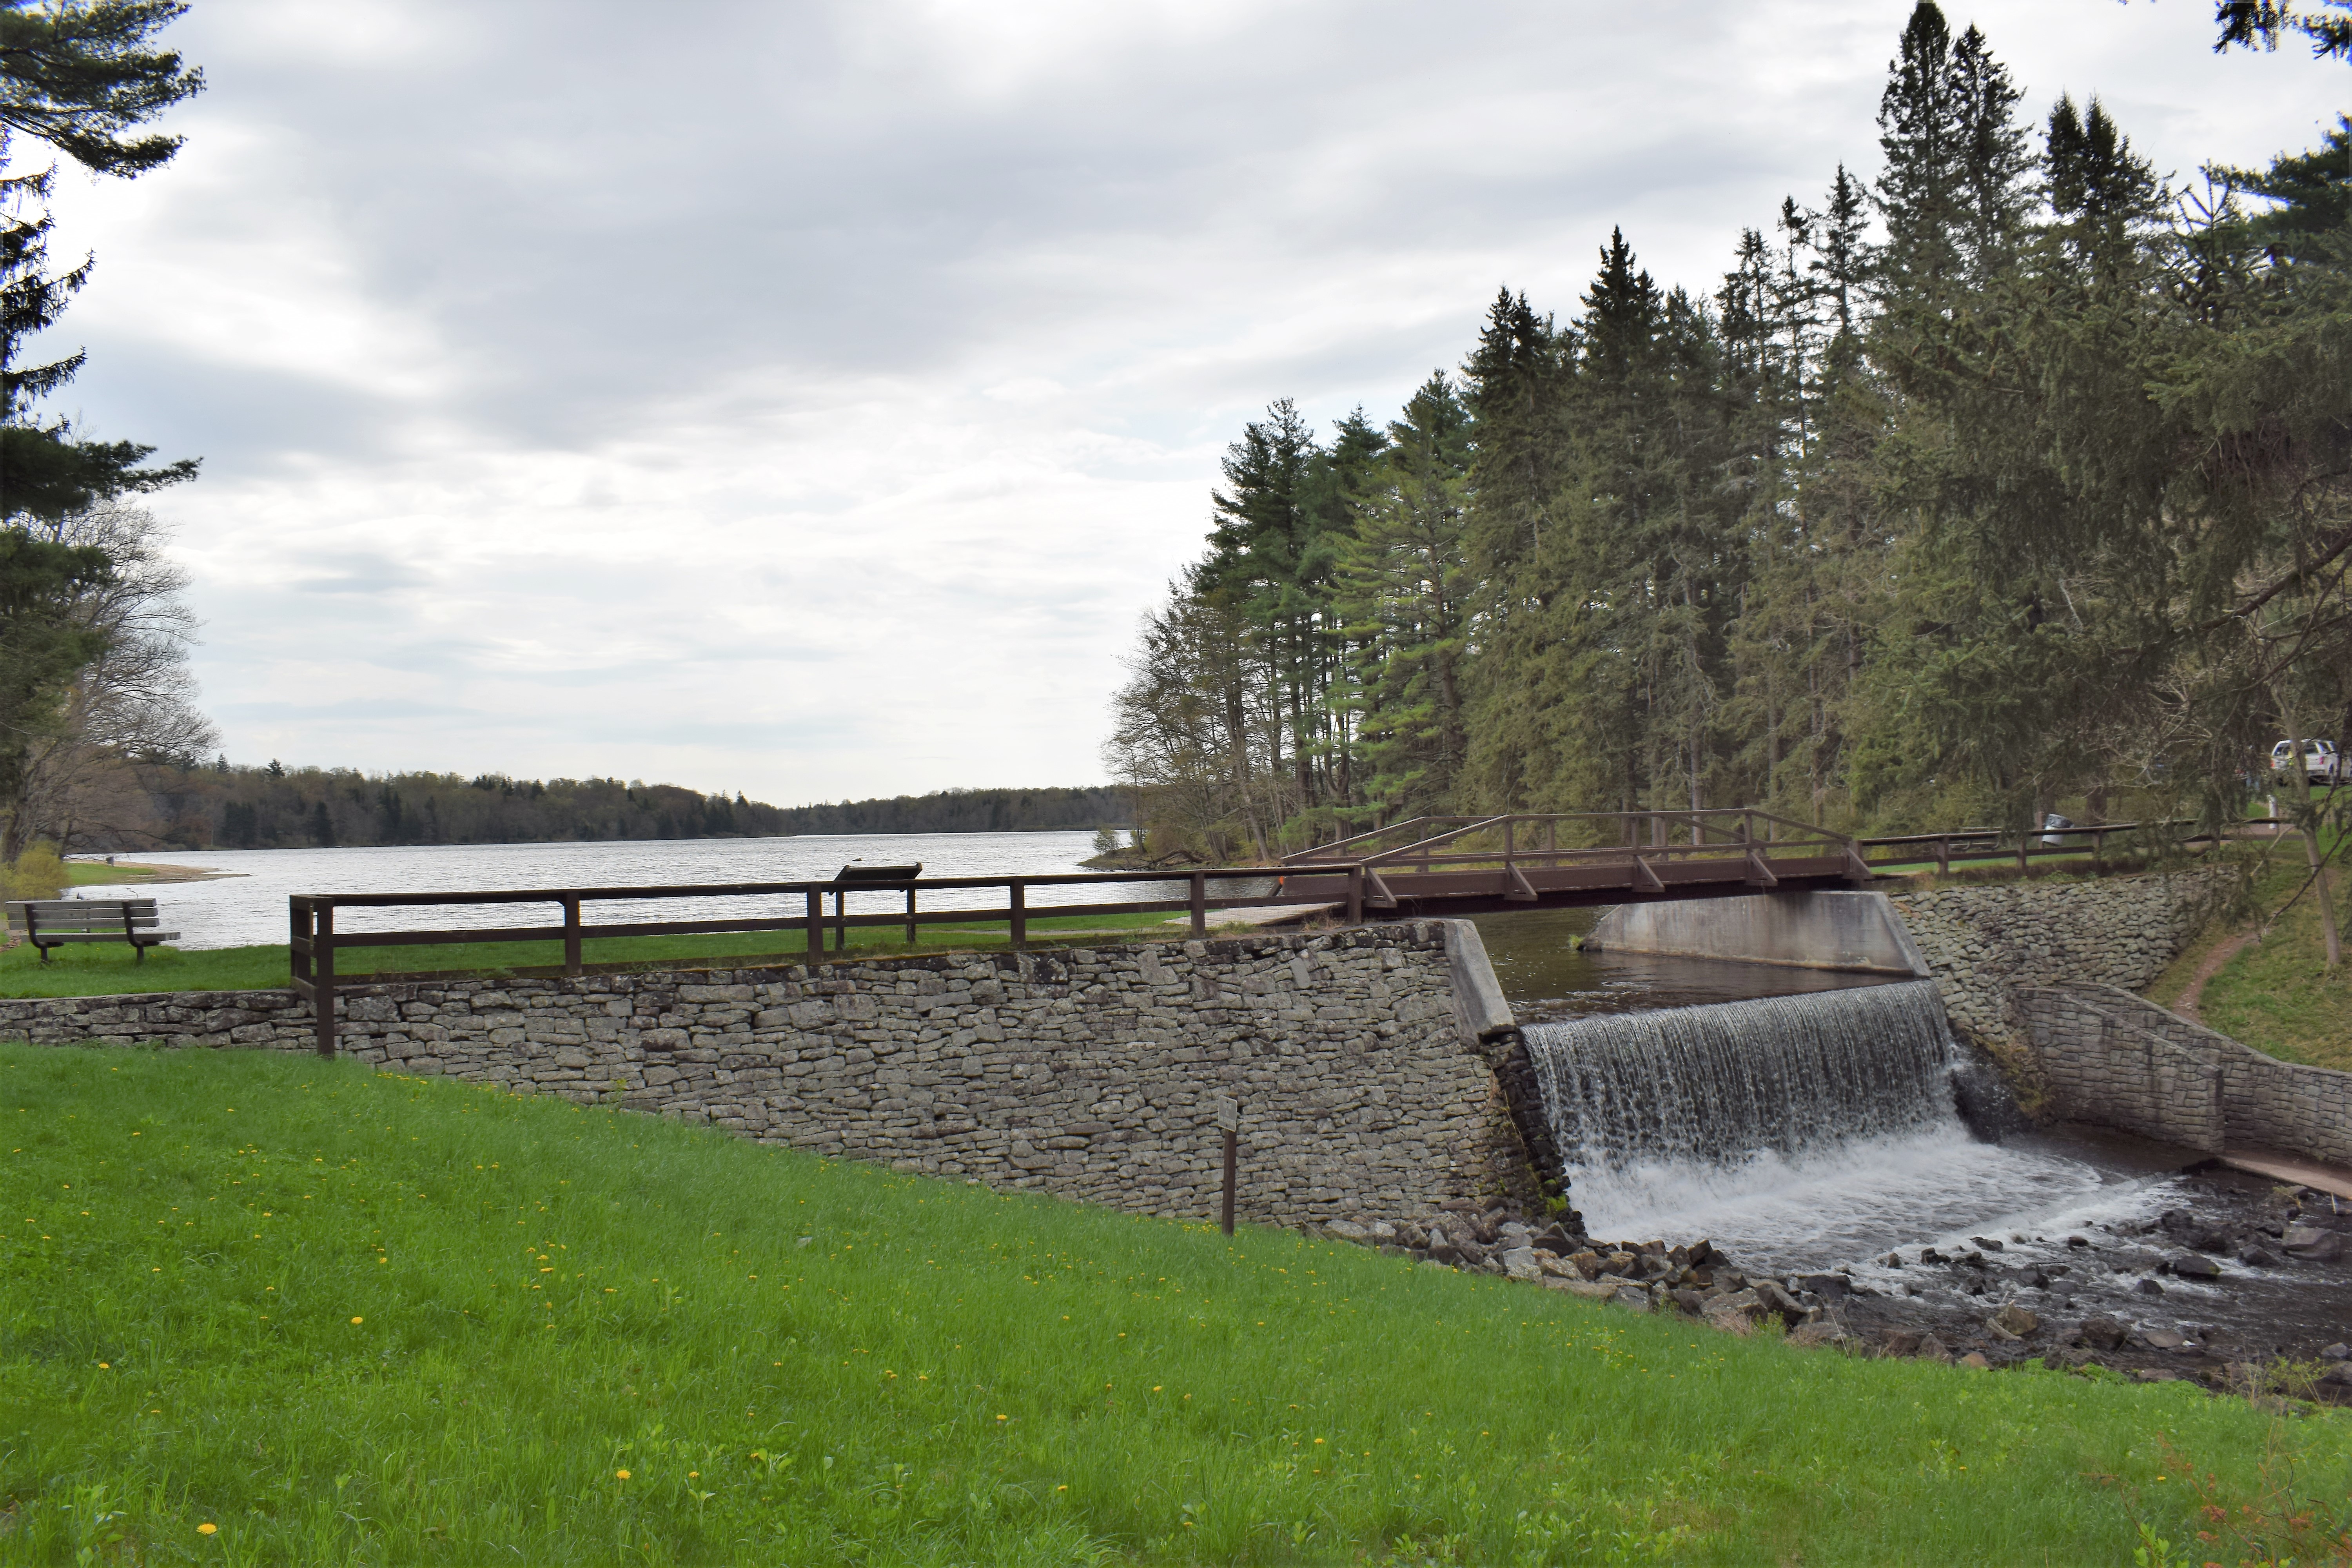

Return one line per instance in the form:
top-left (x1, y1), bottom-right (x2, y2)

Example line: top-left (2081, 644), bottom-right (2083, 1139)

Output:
top-left (29, 0), bottom-right (2347, 805)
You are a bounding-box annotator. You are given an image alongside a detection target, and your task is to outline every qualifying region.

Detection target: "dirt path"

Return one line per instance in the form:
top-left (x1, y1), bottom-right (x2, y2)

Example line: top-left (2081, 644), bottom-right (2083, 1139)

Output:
top-left (2175, 929), bottom-right (2256, 1026)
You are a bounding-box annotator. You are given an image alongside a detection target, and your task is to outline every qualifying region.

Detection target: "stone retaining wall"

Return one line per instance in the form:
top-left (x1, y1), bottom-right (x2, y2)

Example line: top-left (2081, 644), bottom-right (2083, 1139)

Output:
top-left (1889, 869), bottom-right (2232, 1044)
top-left (2015, 982), bottom-right (2352, 1167)
top-left (0, 923), bottom-right (1536, 1225)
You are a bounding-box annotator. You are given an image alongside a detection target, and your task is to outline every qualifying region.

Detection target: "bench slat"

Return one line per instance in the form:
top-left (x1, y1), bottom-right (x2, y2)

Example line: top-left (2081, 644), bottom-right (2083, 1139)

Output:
top-left (26, 931), bottom-right (178, 944)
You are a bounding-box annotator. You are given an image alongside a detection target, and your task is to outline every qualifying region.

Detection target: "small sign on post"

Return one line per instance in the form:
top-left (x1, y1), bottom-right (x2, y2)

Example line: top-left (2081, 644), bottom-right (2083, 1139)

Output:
top-left (1212, 1094), bottom-right (1239, 1235)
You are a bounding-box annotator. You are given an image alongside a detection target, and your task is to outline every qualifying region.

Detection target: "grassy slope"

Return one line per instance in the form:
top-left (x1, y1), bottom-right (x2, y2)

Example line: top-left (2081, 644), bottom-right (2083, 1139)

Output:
top-left (2140, 833), bottom-right (2352, 1069)
top-left (5, 1047), bottom-right (2345, 1565)
top-left (0, 913), bottom-right (1200, 1000)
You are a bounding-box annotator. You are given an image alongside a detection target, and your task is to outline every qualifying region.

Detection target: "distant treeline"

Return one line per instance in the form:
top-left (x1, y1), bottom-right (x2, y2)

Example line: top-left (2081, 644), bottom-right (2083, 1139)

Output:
top-left (74, 764), bottom-right (1132, 852)
top-left (767, 787), bottom-right (1133, 837)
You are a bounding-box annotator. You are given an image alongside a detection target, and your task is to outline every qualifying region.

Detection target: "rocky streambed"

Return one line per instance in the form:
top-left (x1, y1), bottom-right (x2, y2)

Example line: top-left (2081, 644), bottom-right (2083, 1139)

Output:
top-left (1327, 1164), bottom-right (2352, 1401)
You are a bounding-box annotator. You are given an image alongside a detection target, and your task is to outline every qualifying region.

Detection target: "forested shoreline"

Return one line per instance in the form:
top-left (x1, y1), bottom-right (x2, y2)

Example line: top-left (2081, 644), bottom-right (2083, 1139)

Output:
top-left (55, 768), bottom-right (1132, 854)
top-left (1109, 2), bottom-right (2352, 865)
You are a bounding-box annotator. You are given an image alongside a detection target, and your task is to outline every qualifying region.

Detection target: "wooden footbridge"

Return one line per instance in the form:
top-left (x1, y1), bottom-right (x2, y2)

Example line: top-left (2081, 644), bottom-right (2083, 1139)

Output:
top-left (1278, 808), bottom-right (1872, 920)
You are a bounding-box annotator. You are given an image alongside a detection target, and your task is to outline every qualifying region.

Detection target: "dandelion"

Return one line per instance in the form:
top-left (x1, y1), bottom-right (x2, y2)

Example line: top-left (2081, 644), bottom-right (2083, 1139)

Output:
top-left (615, 1469), bottom-right (631, 1480)
top-left (98, 1362), bottom-right (110, 1369)
top-left (995, 1414), bottom-right (1007, 1422)
top-left (350, 1317), bottom-right (364, 1325)
top-left (197, 1523), bottom-right (217, 1535)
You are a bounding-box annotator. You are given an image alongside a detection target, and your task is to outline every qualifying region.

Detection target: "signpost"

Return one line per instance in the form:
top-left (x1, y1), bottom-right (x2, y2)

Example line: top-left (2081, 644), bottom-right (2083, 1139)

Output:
top-left (1212, 1095), bottom-right (1239, 1236)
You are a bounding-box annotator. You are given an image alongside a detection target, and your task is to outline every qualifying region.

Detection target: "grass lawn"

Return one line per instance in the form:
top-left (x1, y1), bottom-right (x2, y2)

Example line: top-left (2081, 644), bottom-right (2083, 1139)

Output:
top-left (2174, 833), bottom-right (2352, 1071)
top-left (0, 913), bottom-right (1221, 1000)
top-left (4, 1046), bottom-right (2347, 1564)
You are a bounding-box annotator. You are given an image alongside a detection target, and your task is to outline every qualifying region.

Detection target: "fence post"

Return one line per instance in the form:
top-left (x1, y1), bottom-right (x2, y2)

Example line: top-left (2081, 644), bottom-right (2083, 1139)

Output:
top-left (804, 887), bottom-right (822, 964)
top-left (1009, 880), bottom-right (1027, 949)
top-left (905, 884), bottom-right (918, 946)
top-left (1189, 871), bottom-right (1206, 938)
top-left (1936, 836), bottom-right (1950, 877)
top-left (833, 885), bottom-right (848, 953)
top-left (289, 897), bottom-right (310, 990)
top-left (313, 904), bottom-right (337, 1059)
top-left (561, 894), bottom-right (582, 977)
top-left (1346, 864), bottom-right (1363, 926)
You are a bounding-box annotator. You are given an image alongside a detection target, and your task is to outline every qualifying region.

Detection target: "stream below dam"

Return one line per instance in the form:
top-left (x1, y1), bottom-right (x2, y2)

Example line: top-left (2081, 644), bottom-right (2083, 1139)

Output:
top-left (1468, 907), bottom-right (2352, 1367)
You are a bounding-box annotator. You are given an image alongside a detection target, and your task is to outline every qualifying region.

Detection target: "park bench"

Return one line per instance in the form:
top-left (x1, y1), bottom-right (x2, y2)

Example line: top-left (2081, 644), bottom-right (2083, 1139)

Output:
top-left (5, 898), bottom-right (179, 963)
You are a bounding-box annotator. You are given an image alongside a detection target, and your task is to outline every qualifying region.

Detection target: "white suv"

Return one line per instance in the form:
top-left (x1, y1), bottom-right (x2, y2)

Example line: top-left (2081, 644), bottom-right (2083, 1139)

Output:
top-left (2272, 738), bottom-right (2343, 785)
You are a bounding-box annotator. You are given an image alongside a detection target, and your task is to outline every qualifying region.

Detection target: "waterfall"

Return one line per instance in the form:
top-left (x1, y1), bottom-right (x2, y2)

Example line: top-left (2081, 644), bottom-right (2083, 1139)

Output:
top-left (1523, 979), bottom-right (2138, 1271)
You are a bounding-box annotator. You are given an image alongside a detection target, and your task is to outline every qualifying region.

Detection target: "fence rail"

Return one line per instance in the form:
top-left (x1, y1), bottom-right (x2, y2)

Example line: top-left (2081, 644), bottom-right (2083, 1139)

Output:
top-left (284, 809), bottom-right (2270, 1056)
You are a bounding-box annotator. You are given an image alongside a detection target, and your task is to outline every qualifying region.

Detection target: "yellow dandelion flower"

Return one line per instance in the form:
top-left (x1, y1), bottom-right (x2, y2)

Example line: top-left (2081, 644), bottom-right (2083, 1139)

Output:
top-left (197, 1522), bottom-right (217, 1535)
top-left (615, 1469), bottom-right (630, 1480)
top-left (350, 1317), bottom-right (364, 1325)
top-left (995, 1414), bottom-right (1007, 1422)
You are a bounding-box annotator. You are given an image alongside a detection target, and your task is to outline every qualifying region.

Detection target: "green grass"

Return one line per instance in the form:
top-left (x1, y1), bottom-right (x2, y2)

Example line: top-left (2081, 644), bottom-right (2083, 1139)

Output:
top-left (5, 1046), bottom-right (2346, 1564)
top-left (2187, 837), bottom-right (2352, 1070)
top-left (0, 913), bottom-right (1207, 1000)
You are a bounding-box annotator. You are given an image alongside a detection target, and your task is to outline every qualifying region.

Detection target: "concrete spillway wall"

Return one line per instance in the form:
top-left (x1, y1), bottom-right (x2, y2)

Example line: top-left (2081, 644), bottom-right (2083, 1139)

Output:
top-left (1584, 891), bottom-right (1930, 976)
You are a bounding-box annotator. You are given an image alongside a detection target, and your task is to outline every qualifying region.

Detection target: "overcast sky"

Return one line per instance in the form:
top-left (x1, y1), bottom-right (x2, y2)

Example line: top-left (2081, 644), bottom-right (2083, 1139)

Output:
top-left (27, 0), bottom-right (2347, 805)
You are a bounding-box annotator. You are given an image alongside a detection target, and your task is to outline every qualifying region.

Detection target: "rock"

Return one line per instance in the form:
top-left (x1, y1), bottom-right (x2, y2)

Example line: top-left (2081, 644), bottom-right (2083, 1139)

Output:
top-left (1752, 1279), bottom-right (1808, 1325)
top-left (1880, 1330), bottom-right (1924, 1357)
top-left (2065, 1235), bottom-right (2089, 1248)
top-left (1326, 1219), bottom-right (1372, 1243)
top-left (1546, 1279), bottom-right (1620, 1301)
top-left (2322, 1343), bottom-right (2350, 1362)
top-left (2134, 1277), bottom-right (2166, 1297)
top-left (1427, 1243), bottom-right (1465, 1267)
top-left (1969, 1237), bottom-right (2006, 1252)
top-left (2284, 1227), bottom-right (2348, 1263)
top-left (1787, 1322), bottom-right (1848, 1349)
top-left (1497, 1221), bottom-right (1534, 1250)
top-left (1880, 1252), bottom-right (1903, 1268)
top-left (2132, 1368), bottom-right (2183, 1383)
top-left (2141, 1328), bottom-right (2188, 1351)
top-left (1989, 1302), bottom-right (2040, 1338)
top-left (1370, 1221), bottom-right (1398, 1243)
top-left (1918, 1247), bottom-right (1945, 1264)
top-left (1536, 1252), bottom-right (1578, 1279)
top-left (1703, 1289), bottom-right (1768, 1335)
top-left (1797, 1272), bottom-right (1852, 1299)
top-left (1564, 1250), bottom-right (1602, 1280)
top-left (1670, 1288), bottom-right (1708, 1316)
top-left (2321, 1363), bottom-right (2352, 1389)
top-left (1599, 1250), bottom-right (1638, 1276)
top-left (1915, 1334), bottom-right (1955, 1364)
top-left (2079, 1315), bottom-right (2129, 1352)
top-left (1500, 1246), bottom-right (1543, 1282)
top-left (2190, 1226), bottom-right (2236, 1254)
top-left (2165, 1250), bottom-right (2222, 1281)
top-left (1530, 1222), bottom-right (1575, 1254)
top-left (1612, 1286), bottom-right (1652, 1312)
top-left (2239, 1245), bottom-right (2283, 1269)
top-left (1957, 1352), bottom-right (1992, 1369)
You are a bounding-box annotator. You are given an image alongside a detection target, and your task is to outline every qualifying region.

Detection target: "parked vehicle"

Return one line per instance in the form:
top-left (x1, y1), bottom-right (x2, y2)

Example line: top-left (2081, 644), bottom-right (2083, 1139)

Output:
top-left (2271, 738), bottom-right (2343, 785)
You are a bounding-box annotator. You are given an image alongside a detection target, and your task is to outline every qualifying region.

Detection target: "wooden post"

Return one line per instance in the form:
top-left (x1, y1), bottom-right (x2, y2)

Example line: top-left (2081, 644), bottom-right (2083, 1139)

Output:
top-left (560, 894), bottom-right (582, 977)
top-left (1346, 863), bottom-right (1363, 926)
top-left (1221, 1130), bottom-right (1237, 1236)
top-left (1189, 871), bottom-right (1206, 938)
top-left (1214, 1094), bottom-right (1238, 1235)
top-left (1936, 836), bottom-right (1950, 877)
top-left (1009, 880), bottom-right (1027, 949)
top-left (804, 887), bottom-right (823, 963)
top-left (313, 904), bottom-right (337, 1058)
top-left (905, 884), bottom-right (917, 947)
top-left (2016, 828), bottom-right (2029, 877)
top-left (833, 886), bottom-right (848, 953)
top-left (289, 897), bottom-right (311, 990)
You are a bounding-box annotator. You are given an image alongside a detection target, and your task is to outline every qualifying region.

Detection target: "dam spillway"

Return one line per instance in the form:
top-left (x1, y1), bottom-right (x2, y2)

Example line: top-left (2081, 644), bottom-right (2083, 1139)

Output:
top-left (1522, 980), bottom-right (2125, 1270)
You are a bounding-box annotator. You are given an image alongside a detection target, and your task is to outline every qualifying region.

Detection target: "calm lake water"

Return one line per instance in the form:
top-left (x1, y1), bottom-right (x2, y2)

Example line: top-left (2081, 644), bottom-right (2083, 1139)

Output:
top-left (89, 832), bottom-right (1151, 949)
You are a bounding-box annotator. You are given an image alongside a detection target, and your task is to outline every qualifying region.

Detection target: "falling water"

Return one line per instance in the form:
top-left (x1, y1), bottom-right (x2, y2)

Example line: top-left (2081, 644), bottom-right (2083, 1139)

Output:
top-left (1525, 980), bottom-right (2127, 1269)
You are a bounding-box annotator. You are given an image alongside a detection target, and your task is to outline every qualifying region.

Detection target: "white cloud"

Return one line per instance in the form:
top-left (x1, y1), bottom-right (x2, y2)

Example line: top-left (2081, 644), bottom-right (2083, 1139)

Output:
top-left (21, 0), bottom-right (2347, 802)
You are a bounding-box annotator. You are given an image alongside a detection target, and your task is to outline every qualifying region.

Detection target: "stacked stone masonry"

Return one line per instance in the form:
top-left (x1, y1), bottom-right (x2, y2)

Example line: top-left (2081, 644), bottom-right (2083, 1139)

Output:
top-left (1889, 869), bottom-right (2232, 1045)
top-left (0, 923), bottom-right (1535, 1225)
top-left (2016, 982), bottom-right (2352, 1167)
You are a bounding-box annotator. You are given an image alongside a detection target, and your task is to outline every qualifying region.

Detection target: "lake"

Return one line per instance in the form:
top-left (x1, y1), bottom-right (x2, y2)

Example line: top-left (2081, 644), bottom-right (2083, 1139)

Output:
top-left (87, 831), bottom-right (1166, 949)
